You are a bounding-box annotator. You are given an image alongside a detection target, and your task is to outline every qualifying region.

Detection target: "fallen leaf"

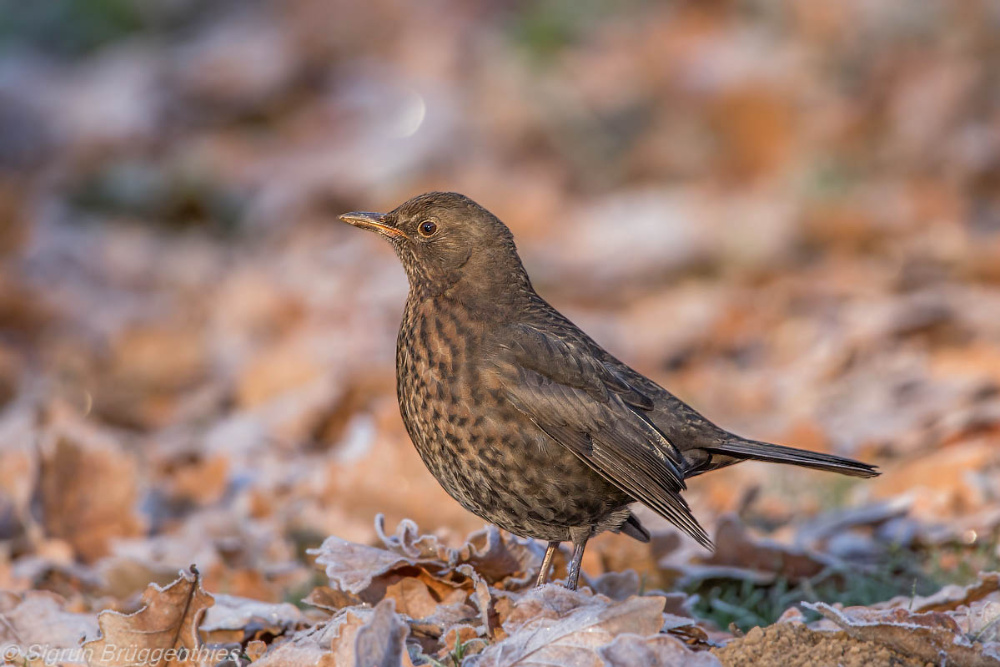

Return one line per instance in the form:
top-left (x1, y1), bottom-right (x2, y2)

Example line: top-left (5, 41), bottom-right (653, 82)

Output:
top-left (254, 611), bottom-right (361, 667)
top-left (311, 515), bottom-right (544, 614)
top-left (961, 600), bottom-right (1000, 645)
top-left (472, 592), bottom-right (667, 667)
top-left (303, 586), bottom-right (363, 613)
top-left (0, 590), bottom-right (98, 652)
top-left (246, 639), bottom-right (267, 661)
top-left (869, 440), bottom-right (999, 517)
top-left (384, 577), bottom-right (454, 619)
top-left (805, 601), bottom-right (999, 667)
top-left (83, 566), bottom-right (217, 667)
top-left (0, 404), bottom-right (38, 543)
top-left (598, 633), bottom-right (722, 667)
top-left (695, 514), bottom-right (839, 581)
top-left (888, 571), bottom-right (1000, 613)
top-left (38, 408), bottom-right (144, 562)
top-left (199, 594), bottom-right (303, 643)
top-left (353, 598), bottom-right (411, 667)
top-left (310, 535), bottom-right (417, 597)
top-left (590, 570), bottom-right (641, 601)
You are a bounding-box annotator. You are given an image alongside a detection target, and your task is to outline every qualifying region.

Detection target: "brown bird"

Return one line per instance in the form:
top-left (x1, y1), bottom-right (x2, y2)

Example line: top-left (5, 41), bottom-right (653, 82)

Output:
top-left (340, 192), bottom-right (878, 590)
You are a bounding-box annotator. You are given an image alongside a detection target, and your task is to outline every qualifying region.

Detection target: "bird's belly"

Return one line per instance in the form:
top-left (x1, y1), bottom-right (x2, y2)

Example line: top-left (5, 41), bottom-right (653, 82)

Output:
top-left (396, 344), bottom-right (630, 541)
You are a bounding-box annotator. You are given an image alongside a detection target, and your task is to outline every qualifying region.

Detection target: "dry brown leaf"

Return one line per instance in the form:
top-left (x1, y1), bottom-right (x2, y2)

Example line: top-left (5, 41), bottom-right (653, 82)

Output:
top-left (710, 86), bottom-right (795, 181)
top-left (794, 497), bottom-right (912, 547)
top-left (83, 567), bottom-right (218, 667)
top-left (0, 404), bottom-right (38, 543)
top-left (383, 577), bottom-right (462, 619)
top-left (498, 585), bottom-right (610, 635)
top-left (0, 269), bottom-right (51, 337)
top-left (311, 516), bottom-right (544, 606)
top-left (110, 325), bottom-right (208, 394)
top-left (806, 602), bottom-right (1000, 667)
top-left (870, 440), bottom-right (1000, 518)
top-left (158, 453), bottom-right (229, 507)
top-left (373, 515), bottom-right (542, 584)
top-left (353, 598), bottom-right (411, 667)
top-left (96, 325), bottom-right (210, 429)
top-left (199, 594), bottom-right (303, 644)
top-left (311, 534), bottom-right (418, 596)
top-left (254, 611), bottom-right (361, 667)
top-left (0, 590), bottom-right (98, 661)
top-left (303, 586), bottom-right (363, 613)
top-left (598, 633), bottom-right (722, 667)
top-left (408, 602), bottom-right (480, 647)
top-left (695, 514), bottom-right (838, 581)
top-left (472, 593), bottom-right (668, 667)
top-left (442, 624), bottom-right (485, 657)
top-left (9, 554), bottom-right (105, 600)
top-left (105, 506), bottom-right (296, 603)
top-left (257, 600), bottom-right (413, 667)
top-left (590, 570), bottom-right (642, 601)
top-left (245, 639), bottom-right (267, 662)
top-left (447, 525), bottom-right (544, 588)
top-left (894, 571), bottom-right (1000, 614)
top-left (384, 577), bottom-right (438, 618)
top-left (470, 571), bottom-right (501, 640)
top-left (38, 408), bottom-right (143, 562)
top-left (659, 612), bottom-right (711, 648)
top-left (953, 600), bottom-right (1000, 646)
top-left (235, 336), bottom-right (324, 408)
top-left (375, 514), bottom-right (449, 562)
top-left (96, 555), bottom-right (190, 604)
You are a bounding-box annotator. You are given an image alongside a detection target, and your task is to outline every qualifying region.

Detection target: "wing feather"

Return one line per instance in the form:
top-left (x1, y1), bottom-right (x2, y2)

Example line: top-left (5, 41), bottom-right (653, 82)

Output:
top-left (494, 324), bottom-right (711, 548)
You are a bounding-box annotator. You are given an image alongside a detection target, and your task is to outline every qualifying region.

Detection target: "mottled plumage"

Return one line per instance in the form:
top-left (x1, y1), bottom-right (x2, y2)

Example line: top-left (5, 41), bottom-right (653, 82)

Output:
top-left (340, 192), bottom-right (878, 590)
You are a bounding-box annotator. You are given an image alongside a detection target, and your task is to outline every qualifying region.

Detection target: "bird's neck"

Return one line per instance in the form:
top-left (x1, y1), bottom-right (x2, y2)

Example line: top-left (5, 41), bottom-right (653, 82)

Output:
top-left (454, 254), bottom-right (535, 307)
top-left (407, 261), bottom-right (535, 319)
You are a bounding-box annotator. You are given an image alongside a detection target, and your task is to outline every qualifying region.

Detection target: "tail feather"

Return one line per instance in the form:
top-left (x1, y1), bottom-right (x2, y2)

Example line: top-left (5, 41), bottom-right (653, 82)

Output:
top-left (620, 513), bottom-right (651, 543)
top-left (710, 438), bottom-right (879, 478)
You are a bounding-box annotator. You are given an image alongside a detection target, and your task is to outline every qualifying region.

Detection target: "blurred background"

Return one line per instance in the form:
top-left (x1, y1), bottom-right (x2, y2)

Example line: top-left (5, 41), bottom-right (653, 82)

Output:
top-left (2, 0), bottom-right (1000, 630)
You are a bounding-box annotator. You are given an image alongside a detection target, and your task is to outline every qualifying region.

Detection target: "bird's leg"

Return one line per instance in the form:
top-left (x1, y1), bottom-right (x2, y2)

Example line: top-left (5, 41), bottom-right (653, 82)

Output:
top-left (565, 537), bottom-right (589, 591)
top-left (535, 541), bottom-right (560, 587)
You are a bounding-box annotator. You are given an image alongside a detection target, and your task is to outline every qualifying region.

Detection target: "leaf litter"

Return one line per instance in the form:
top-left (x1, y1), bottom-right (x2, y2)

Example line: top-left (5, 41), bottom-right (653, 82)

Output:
top-left (3, 0), bottom-right (1000, 665)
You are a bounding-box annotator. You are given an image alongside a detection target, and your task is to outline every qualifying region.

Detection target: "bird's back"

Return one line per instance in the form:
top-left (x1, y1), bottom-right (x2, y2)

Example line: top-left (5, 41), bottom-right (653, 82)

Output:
top-left (514, 292), bottom-right (730, 462)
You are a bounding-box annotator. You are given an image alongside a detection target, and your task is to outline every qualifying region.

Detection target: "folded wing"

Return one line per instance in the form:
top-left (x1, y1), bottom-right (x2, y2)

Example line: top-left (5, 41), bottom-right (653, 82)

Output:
top-left (492, 324), bottom-right (711, 548)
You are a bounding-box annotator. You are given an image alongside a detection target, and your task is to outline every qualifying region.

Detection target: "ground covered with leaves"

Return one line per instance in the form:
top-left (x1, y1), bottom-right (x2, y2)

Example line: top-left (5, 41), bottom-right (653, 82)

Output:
top-left (1, 0), bottom-right (1000, 665)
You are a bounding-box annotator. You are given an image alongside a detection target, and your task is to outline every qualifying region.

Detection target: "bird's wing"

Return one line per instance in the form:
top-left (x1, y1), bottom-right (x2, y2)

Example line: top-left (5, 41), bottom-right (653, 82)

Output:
top-left (492, 324), bottom-right (711, 547)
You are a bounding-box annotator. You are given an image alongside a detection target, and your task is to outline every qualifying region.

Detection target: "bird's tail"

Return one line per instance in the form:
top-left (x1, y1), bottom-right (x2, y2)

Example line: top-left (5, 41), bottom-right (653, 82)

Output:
top-left (708, 437), bottom-right (879, 478)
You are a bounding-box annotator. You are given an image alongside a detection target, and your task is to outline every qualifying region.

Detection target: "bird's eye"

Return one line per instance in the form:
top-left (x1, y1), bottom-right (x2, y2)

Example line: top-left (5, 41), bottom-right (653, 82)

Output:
top-left (418, 220), bottom-right (438, 237)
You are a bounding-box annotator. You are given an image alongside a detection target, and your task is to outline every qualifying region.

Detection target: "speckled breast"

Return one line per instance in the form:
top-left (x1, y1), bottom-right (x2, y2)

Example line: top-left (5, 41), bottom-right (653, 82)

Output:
top-left (394, 295), bottom-right (631, 542)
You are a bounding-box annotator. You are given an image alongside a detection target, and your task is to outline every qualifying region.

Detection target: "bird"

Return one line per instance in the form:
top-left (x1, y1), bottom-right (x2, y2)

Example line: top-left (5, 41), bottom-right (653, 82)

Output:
top-left (339, 192), bottom-right (879, 591)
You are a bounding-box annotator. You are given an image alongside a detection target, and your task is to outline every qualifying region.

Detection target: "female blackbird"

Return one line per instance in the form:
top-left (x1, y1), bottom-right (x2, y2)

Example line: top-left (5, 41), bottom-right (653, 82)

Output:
top-left (340, 192), bottom-right (878, 590)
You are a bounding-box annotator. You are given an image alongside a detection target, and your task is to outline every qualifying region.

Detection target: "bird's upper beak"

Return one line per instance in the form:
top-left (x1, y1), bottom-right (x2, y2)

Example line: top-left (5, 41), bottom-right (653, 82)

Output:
top-left (338, 211), bottom-right (408, 240)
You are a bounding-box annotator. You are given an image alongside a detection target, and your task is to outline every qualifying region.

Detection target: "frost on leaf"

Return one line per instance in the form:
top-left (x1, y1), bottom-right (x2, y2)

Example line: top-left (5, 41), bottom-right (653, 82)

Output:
top-left (470, 592), bottom-right (667, 667)
top-left (0, 591), bottom-right (98, 659)
top-left (255, 599), bottom-right (413, 667)
top-left (354, 598), bottom-right (412, 667)
top-left (310, 514), bottom-right (544, 596)
top-left (83, 566), bottom-right (214, 667)
top-left (805, 602), bottom-right (1000, 667)
top-left (902, 571), bottom-right (1000, 613)
top-left (199, 594), bottom-right (304, 644)
top-left (598, 634), bottom-right (723, 667)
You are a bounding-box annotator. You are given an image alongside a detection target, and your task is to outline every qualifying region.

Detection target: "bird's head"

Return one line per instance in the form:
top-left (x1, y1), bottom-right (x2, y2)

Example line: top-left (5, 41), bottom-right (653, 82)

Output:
top-left (340, 192), bottom-right (530, 299)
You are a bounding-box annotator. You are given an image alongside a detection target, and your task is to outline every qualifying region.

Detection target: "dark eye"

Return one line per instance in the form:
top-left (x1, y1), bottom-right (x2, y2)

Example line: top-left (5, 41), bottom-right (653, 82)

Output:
top-left (418, 220), bottom-right (438, 237)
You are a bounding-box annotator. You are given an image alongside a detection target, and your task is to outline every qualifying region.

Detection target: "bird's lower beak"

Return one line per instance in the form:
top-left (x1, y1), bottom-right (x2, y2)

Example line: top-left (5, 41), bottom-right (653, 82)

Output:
top-left (338, 211), bottom-right (407, 240)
